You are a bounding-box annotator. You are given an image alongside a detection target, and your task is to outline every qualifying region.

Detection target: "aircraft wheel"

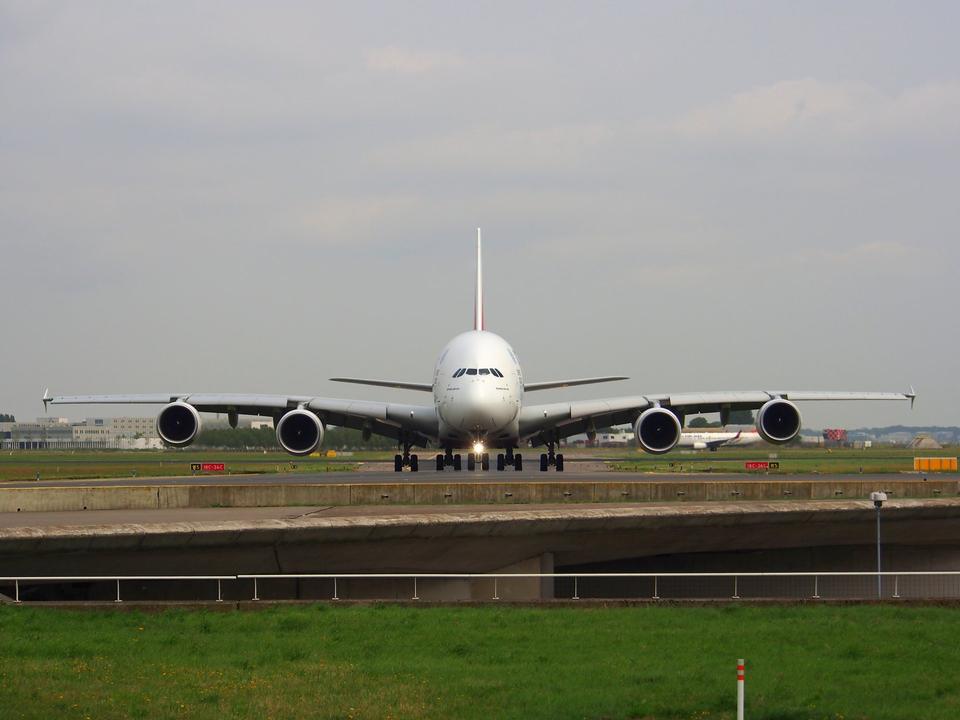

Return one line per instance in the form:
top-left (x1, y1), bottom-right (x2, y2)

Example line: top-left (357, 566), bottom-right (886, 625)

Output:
top-left (453, 454), bottom-right (462, 471)
top-left (555, 453), bottom-right (564, 472)
top-left (514, 454), bottom-right (522, 471)
top-left (467, 453), bottom-right (476, 471)
top-left (436, 454), bottom-right (444, 471)
top-left (394, 454), bottom-right (403, 472)
top-left (539, 453), bottom-right (548, 472)
top-left (481, 453), bottom-right (490, 471)
top-left (410, 454), bottom-right (419, 472)
top-left (496, 453), bottom-right (506, 471)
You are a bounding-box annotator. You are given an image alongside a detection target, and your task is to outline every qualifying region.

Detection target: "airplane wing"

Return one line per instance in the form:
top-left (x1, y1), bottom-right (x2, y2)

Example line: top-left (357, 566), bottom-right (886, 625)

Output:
top-left (523, 376), bottom-right (628, 392)
top-left (705, 432), bottom-right (738, 450)
top-left (519, 389), bottom-right (915, 443)
top-left (329, 378), bottom-right (433, 392)
top-left (43, 392), bottom-right (439, 446)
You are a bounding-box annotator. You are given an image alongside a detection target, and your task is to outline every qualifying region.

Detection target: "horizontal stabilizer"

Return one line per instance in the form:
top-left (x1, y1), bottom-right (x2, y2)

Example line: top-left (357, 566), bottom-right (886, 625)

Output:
top-left (524, 376), bottom-right (628, 392)
top-left (329, 378), bottom-right (433, 392)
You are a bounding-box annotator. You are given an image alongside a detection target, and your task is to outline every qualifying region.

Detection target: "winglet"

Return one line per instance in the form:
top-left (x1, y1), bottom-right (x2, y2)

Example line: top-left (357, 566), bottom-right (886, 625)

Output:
top-left (474, 228), bottom-right (483, 331)
top-left (42, 388), bottom-right (51, 412)
top-left (907, 384), bottom-right (916, 410)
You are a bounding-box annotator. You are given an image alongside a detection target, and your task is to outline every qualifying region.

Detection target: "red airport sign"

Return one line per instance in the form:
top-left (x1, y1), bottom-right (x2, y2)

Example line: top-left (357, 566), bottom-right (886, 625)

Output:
top-left (745, 461), bottom-right (779, 470)
top-left (191, 463), bottom-right (225, 472)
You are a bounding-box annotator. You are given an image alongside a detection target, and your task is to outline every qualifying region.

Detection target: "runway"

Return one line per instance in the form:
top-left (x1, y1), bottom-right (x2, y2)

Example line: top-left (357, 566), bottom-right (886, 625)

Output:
top-left (0, 467), bottom-right (911, 489)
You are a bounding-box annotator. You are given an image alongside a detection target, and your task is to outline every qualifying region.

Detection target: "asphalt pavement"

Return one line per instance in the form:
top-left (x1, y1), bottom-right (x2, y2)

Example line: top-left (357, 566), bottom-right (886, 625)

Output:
top-left (0, 467), bottom-right (909, 488)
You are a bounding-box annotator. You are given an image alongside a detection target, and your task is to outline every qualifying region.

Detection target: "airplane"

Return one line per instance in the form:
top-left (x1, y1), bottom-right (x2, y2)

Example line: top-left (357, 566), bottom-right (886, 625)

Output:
top-left (43, 230), bottom-right (915, 473)
top-left (678, 429), bottom-right (763, 451)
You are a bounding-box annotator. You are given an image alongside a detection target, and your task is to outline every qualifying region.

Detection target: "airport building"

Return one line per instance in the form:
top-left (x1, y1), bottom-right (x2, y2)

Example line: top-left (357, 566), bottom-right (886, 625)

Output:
top-left (0, 417), bottom-right (161, 450)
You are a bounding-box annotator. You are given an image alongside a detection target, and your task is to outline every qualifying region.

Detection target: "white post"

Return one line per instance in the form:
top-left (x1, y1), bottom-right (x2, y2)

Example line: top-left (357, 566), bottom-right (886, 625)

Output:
top-left (14, 579), bottom-right (19, 603)
top-left (252, 577), bottom-right (259, 601)
top-left (115, 579), bottom-right (121, 603)
top-left (737, 658), bottom-right (745, 720)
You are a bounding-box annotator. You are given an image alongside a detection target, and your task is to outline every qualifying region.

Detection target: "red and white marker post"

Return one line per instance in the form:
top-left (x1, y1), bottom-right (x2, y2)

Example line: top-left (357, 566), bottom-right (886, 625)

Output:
top-left (737, 658), bottom-right (745, 720)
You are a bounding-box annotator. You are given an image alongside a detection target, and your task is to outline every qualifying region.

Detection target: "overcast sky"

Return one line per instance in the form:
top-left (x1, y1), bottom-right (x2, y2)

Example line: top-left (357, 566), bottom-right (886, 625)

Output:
top-left (1, 1), bottom-right (957, 428)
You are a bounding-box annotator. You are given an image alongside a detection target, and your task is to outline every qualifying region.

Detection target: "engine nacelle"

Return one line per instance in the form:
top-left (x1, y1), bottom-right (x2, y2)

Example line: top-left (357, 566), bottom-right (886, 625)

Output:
top-left (756, 399), bottom-right (802, 444)
top-left (276, 409), bottom-right (324, 456)
top-left (634, 407), bottom-right (682, 454)
top-left (156, 401), bottom-right (201, 448)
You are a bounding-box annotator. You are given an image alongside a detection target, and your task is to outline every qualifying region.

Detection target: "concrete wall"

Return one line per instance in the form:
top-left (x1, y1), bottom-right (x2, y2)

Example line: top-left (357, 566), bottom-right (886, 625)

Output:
top-left (1, 478), bottom-right (957, 513)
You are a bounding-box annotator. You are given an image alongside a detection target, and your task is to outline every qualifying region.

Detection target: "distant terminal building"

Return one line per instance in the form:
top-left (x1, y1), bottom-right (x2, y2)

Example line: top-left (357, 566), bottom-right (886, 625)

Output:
top-left (0, 417), bottom-right (161, 450)
top-left (250, 419), bottom-right (275, 430)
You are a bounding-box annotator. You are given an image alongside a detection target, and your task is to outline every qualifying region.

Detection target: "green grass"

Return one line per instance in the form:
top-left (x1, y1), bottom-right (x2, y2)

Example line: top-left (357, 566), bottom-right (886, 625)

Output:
top-left (1, 604), bottom-right (959, 719)
top-left (0, 451), bottom-right (362, 482)
top-left (609, 446), bottom-right (959, 474)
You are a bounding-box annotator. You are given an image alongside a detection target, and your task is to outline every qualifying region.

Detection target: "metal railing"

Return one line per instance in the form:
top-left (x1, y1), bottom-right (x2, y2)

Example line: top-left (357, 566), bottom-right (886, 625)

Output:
top-left (4, 571), bottom-right (960, 603)
top-left (0, 576), bottom-right (234, 604)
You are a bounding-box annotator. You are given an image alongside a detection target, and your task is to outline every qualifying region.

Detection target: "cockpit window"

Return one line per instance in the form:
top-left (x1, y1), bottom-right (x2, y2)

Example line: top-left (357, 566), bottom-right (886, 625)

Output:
top-left (453, 368), bottom-right (465, 378)
top-left (465, 368), bottom-right (477, 375)
top-left (491, 368), bottom-right (503, 378)
top-left (479, 368), bottom-right (490, 375)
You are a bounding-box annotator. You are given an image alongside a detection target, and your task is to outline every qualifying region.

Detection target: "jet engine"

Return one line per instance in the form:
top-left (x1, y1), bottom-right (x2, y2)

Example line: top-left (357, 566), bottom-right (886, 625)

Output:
top-left (276, 408), bottom-right (324, 456)
top-left (634, 407), bottom-right (682, 454)
top-left (156, 401), bottom-right (201, 448)
top-left (756, 398), bottom-right (802, 444)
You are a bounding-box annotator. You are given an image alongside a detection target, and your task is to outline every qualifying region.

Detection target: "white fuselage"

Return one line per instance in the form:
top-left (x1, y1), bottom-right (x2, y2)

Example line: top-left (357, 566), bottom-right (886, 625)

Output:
top-left (433, 330), bottom-right (523, 447)
top-left (678, 430), bottom-right (762, 450)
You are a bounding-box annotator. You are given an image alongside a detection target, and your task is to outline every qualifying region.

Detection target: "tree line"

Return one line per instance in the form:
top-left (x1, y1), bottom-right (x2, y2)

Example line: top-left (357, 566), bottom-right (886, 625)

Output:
top-left (194, 426), bottom-right (397, 450)
top-left (0, 414), bottom-right (15, 423)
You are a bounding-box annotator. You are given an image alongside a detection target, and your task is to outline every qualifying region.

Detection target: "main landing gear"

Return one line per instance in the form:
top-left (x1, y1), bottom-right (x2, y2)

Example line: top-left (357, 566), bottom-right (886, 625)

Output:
top-left (433, 447), bottom-right (522, 471)
top-left (394, 440), bottom-right (419, 472)
top-left (496, 447), bottom-right (522, 472)
top-left (539, 443), bottom-right (564, 472)
top-left (435, 449), bottom-right (463, 471)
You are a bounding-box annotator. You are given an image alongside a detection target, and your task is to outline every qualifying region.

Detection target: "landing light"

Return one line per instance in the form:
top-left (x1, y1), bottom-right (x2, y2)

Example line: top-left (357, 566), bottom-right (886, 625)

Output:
top-left (473, 442), bottom-right (485, 454)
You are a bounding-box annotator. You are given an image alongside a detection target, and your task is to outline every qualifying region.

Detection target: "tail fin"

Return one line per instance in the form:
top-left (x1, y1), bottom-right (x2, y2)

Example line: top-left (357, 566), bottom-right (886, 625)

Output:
top-left (474, 228), bottom-right (484, 331)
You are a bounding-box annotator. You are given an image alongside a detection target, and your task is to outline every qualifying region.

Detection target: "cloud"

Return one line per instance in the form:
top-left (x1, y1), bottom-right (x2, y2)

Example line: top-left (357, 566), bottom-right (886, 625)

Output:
top-left (674, 78), bottom-right (960, 142)
top-left (370, 122), bottom-right (614, 173)
top-left (365, 46), bottom-right (464, 74)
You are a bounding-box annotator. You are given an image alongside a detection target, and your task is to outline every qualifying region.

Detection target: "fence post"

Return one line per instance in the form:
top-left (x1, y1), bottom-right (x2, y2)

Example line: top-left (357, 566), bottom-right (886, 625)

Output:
top-left (732, 575), bottom-right (740, 599)
top-left (217, 579), bottom-right (222, 603)
top-left (893, 575), bottom-right (900, 599)
top-left (493, 577), bottom-right (499, 601)
top-left (115, 579), bottom-right (121, 603)
top-left (813, 575), bottom-right (820, 599)
top-left (573, 576), bottom-right (579, 600)
top-left (14, 579), bottom-right (19, 603)
top-left (652, 575), bottom-right (659, 600)
top-left (252, 577), bottom-right (259, 601)
top-left (737, 658), bottom-right (745, 720)
top-left (332, 577), bottom-right (339, 601)
top-left (413, 577), bottom-right (419, 601)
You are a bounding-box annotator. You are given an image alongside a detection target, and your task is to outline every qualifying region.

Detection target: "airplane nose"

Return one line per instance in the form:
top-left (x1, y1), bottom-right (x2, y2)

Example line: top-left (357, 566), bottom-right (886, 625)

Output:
top-left (454, 380), bottom-right (514, 432)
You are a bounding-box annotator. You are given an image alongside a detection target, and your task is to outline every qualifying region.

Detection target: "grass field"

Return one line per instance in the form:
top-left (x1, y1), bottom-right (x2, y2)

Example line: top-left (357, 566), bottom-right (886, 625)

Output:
top-left (609, 446), bottom-right (959, 475)
top-left (0, 446), bottom-right (957, 482)
top-left (0, 451), bottom-right (360, 482)
top-left (1, 604), bottom-right (957, 719)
